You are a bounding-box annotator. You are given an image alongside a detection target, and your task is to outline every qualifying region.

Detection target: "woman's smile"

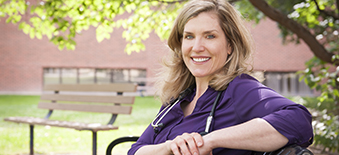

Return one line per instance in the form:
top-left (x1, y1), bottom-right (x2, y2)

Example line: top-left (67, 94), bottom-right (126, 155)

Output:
top-left (191, 57), bottom-right (211, 63)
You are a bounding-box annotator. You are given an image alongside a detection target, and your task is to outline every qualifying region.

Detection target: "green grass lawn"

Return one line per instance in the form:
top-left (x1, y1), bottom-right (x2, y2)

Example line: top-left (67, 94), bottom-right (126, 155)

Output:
top-left (0, 95), bottom-right (162, 155)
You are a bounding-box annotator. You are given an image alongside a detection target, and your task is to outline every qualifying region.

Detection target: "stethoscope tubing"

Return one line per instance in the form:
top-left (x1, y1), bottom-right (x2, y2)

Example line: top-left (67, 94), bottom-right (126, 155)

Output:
top-left (151, 99), bottom-right (180, 128)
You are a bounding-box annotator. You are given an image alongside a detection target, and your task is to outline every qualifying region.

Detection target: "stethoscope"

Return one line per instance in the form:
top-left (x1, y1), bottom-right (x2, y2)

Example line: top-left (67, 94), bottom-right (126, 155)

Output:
top-left (151, 86), bottom-right (222, 136)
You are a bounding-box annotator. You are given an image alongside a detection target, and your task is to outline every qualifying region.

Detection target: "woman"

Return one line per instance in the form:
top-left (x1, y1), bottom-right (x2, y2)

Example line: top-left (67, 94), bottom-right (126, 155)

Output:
top-left (128, 0), bottom-right (313, 154)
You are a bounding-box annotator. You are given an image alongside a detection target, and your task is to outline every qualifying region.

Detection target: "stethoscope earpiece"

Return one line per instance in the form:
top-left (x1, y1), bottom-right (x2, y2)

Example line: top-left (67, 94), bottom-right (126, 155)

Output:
top-left (153, 121), bottom-right (164, 133)
top-left (151, 87), bottom-right (194, 132)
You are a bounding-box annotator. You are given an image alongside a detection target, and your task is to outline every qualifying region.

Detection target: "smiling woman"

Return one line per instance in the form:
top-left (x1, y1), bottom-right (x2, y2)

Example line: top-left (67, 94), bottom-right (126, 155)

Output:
top-left (127, 0), bottom-right (314, 155)
top-left (161, 0), bottom-right (254, 105)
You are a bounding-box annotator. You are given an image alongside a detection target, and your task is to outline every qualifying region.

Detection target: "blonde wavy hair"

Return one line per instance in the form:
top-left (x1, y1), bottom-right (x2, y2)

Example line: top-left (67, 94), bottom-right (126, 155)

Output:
top-left (156, 0), bottom-right (254, 105)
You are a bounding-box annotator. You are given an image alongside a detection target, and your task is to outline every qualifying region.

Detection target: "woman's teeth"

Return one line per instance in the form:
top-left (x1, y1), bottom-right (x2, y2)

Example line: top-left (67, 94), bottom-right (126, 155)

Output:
top-left (192, 57), bottom-right (210, 62)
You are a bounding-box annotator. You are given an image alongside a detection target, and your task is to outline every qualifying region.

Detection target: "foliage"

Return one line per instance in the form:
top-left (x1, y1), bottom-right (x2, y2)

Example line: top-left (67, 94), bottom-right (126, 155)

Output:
top-left (298, 57), bottom-right (339, 152)
top-left (236, 0), bottom-right (339, 152)
top-left (283, 0), bottom-right (339, 152)
top-left (0, 0), bottom-right (183, 54)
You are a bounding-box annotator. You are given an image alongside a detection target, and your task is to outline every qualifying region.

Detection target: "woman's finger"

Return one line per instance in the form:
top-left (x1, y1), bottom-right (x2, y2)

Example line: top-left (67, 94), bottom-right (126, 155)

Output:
top-left (170, 141), bottom-right (181, 155)
top-left (171, 134), bottom-right (191, 155)
top-left (177, 135), bottom-right (192, 155)
top-left (183, 133), bottom-right (200, 155)
top-left (192, 132), bottom-right (204, 147)
top-left (170, 132), bottom-right (205, 155)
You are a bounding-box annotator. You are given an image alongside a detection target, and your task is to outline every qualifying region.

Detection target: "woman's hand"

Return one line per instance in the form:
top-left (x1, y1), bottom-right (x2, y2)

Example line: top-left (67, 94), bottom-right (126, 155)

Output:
top-left (167, 132), bottom-right (212, 155)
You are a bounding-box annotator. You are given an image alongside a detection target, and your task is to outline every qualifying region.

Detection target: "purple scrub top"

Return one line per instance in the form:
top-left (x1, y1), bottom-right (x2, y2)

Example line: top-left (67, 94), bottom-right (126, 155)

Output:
top-left (128, 74), bottom-right (313, 155)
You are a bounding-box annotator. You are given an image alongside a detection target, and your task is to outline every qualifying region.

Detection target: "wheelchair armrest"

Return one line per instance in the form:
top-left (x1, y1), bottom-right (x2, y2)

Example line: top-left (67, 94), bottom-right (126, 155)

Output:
top-left (106, 136), bottom-right (139, 155)
top-left (106, 136), bottom-right (313, 155)
top-left (263, 145), bottom-right (313, 155)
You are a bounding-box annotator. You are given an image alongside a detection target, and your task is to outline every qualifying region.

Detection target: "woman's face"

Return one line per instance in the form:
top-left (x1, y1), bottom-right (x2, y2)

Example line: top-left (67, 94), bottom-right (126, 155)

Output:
top-left (182, 11), bottom-right (231, 81)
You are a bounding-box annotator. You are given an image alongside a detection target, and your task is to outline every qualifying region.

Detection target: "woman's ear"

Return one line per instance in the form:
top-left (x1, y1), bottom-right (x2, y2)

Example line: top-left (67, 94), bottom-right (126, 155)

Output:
top-left (227, 50), bottom-right (231, 55)
top-left (227, 44), bottom-right (232, 55)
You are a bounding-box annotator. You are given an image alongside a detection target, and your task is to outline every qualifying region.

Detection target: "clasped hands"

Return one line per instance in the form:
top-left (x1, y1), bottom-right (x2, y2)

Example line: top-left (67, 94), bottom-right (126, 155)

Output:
top-left (166, 132), bottom-right (213, 155)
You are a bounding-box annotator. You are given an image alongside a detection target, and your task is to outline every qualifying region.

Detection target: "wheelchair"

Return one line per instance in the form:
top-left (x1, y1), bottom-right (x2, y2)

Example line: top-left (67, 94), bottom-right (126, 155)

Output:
top-left (106, 136), bottom-right (313, 155)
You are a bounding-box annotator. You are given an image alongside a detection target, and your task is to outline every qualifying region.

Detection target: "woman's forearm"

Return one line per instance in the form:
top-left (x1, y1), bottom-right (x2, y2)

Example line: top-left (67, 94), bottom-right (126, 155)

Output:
top-left (135, 140), bottom-right (172, 155)
top-left (203, 118), bottom-right (288, 152)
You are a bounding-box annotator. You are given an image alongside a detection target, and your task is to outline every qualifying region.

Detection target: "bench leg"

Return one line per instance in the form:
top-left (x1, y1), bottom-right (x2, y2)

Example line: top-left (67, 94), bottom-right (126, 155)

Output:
top-left (29, 125), bottom-right (34, 155)
top-left (92, 131), bottom-right (97, 155)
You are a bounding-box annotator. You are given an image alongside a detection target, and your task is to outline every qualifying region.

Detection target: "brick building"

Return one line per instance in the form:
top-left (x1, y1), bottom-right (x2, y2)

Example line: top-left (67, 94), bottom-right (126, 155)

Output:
top-left (0, 18), bottom-right (314, 96)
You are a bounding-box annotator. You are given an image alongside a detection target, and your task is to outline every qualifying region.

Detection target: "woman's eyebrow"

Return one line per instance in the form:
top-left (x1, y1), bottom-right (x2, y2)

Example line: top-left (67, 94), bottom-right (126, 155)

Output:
top-left (203, 30), bottom-right (218, 34)
top-left (183, 29), bottom-right (218, 34)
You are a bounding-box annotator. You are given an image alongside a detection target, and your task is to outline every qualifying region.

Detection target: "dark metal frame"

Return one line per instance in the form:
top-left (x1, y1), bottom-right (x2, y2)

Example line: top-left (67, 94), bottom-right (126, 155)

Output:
top-left (105, 136), bottom-right (313, 155)
top-left (106, 136), bottom-right (139, 155)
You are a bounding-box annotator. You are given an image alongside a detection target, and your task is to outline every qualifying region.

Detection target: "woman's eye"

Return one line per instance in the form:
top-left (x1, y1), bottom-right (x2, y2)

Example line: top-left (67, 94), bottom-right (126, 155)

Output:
top-left (207, 35), bottom-right (215, 39)
top-left (185, 35), bottom-right (194, 39)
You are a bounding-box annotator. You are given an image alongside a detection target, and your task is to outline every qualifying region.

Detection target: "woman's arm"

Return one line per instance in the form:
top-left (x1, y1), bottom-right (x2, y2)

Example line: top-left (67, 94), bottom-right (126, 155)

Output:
top-left (201, 118), bottom-right (288, 153)
top-left (135, 141), bottom-right (172, 155)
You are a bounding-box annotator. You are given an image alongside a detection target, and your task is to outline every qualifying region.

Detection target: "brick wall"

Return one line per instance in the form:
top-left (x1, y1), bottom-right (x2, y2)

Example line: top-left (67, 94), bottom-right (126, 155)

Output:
top-left (250, 19), bottom-right (313, 71)
top-left (0, 19), bottom-right (168, 94)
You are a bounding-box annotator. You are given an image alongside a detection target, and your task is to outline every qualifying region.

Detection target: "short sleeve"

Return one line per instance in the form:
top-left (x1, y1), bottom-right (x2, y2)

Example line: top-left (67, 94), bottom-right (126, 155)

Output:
top-left (263, 104), bottom-right (314, 146)
top-left (229, 74), bottom-right (313, 147)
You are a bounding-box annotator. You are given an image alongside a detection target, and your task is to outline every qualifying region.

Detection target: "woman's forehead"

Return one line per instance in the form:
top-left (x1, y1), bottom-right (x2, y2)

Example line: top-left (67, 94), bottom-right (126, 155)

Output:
top-left (184, 12), bottom-right (222, 32)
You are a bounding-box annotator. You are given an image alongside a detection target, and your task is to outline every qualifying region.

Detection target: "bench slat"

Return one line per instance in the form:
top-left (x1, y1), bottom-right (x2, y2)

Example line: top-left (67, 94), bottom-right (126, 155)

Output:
top-left (40, 94), bottom-right (135, 104)
top-left (38, 102), bottom-right (132, 114)
top-left (4, 117), bottom-right (119, 132)
top-left (43, 83), bottom-right (137, 92)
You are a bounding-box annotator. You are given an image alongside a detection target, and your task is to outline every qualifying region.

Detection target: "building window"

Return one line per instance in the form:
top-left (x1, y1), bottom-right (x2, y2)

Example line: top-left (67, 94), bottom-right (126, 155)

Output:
top-left (79, 68), bottom-right (95, 84)
top-left (262, 72), bottom-right (313, 96)
top-left (43, 68), bottom-right (147, 86)
top-left (43, 68), bottom-right (61, 84)
top-left (62, 68), bottom-right (77, 84)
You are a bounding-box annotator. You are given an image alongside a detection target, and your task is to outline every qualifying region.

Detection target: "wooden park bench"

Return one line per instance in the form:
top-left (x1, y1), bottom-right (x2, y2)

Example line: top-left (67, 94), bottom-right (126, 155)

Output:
top-left (4, 83), bottom-right (137, 155)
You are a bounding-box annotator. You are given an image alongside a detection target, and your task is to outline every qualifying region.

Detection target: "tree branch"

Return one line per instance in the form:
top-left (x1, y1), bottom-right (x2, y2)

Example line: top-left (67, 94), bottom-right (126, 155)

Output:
top-left (313, 0), bottom-right (339, 20)
top-left (248, 0), bottom-right (338, 64)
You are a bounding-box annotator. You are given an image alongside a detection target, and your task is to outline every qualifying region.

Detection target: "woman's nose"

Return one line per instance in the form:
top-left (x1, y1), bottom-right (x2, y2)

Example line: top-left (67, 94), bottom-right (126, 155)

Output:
top-left (192, 38), bottom-right (205, 52)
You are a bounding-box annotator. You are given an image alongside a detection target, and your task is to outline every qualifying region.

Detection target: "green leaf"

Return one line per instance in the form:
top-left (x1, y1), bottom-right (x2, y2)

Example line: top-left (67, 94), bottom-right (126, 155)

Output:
top-left (36, 31), bottom-right (42, 39)
top-left (29, 28), bottom-right (35, 39)
top-left (333, 89), bottom-right (339, 97)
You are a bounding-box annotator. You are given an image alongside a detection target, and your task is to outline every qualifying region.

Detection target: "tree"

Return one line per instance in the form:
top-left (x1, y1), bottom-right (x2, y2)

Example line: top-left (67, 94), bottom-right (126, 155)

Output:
top-left (235, 0), bottom-right (339, 152)
top-left (0, 0), bottom-right (181, 54)
top-left (1, 0), bottom-right (338, 152)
